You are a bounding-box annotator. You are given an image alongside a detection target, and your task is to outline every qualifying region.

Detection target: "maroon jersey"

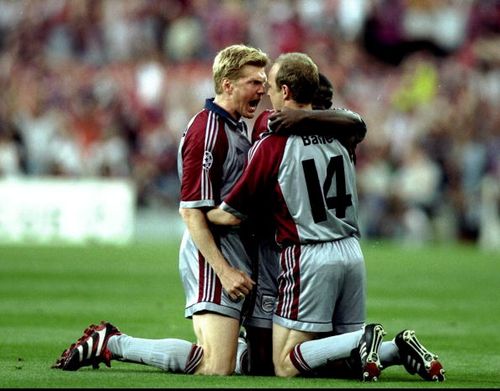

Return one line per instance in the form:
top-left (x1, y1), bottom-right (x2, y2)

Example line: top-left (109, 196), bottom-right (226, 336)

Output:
top-left (178, 98), bottom-right (251, 209)
top-left (221, 132), bottom-right (360, 247)
top-left (251, 109), bottom-right (273, 144)
top-left (177, 98), bottom-right (254, 320)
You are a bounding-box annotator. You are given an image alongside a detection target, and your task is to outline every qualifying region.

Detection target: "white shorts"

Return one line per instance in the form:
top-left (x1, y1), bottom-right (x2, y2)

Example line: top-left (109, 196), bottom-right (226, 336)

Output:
top-left (179, 227), bottom-right (254, 320)
top-left (273, 236), bottom-right (366, 334)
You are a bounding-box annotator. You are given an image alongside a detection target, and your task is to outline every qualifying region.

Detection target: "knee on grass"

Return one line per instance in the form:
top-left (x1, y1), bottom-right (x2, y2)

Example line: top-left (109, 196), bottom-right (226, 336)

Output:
top-left (195, 356), bottom-right (236, 376)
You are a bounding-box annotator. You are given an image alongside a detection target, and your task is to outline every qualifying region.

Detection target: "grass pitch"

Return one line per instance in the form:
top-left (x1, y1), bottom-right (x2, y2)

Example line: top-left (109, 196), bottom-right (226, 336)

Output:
top-left (1, 240), bottom-right (499, 388)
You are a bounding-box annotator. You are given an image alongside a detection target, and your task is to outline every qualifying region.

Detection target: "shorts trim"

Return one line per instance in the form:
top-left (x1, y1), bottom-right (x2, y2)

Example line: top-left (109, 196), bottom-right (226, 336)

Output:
top-left (185, 302), bottom-right (241, 320)
top-left (273, 314), bottom-right (333, 333)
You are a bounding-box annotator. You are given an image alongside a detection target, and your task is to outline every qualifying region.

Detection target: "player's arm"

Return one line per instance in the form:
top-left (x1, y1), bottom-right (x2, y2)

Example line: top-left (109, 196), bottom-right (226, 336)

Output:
top-left (179, 117), bottom-right (254, 300)
top-left (269, 107), bottom-right (366, 162)
top-left (207, 207), bottom-right (241, 226)
top-left (207, 136), bottom-right (275, 229)
top-left (269, 107), bottom-right (367, 143)
top-left (179, 207), bottom-right (254, 300)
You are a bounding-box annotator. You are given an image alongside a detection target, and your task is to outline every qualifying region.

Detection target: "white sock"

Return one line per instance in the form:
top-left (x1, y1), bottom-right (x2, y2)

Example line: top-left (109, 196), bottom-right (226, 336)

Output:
top-left (107, 334), bottom-right (201, 373)
top-left (379, 340), bottom-right (401, 368)
top-left (290, 329), bottom-right (363, 372)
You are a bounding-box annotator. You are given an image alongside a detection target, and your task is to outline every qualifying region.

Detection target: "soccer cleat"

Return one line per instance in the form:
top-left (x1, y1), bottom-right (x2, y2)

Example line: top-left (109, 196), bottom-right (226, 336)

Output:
top-left (395, 329), bottom-right (446, 381)
top-left (356, 323), bottom-right (386, 381)
top-left (52, 321), bottom-right (121, 371)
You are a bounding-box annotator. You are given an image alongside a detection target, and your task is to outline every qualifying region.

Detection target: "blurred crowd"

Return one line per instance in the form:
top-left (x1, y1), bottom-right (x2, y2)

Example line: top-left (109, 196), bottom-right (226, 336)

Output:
top-left (0, 0), bottom-right (499, 245)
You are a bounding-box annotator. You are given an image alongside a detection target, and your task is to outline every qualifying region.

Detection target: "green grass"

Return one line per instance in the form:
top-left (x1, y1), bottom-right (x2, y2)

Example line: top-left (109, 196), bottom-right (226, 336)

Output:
top-left (1, 240), bottom-right (499, 388)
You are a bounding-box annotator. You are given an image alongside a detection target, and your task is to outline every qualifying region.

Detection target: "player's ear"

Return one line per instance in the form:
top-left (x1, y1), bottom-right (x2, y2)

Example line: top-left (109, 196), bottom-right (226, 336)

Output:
top-left (282, 84), bottom-right (291, 100)
top-left (222, 78), bottom-right (233, 94)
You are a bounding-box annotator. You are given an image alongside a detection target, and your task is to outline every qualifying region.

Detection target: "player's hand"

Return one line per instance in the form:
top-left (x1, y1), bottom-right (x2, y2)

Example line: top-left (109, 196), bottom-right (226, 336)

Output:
top-left (337, 133), bottom-right (362, 163)
top-left (218, 265), bottom-right (255, 302)
top-left (269, 107), bottom-right (307, 134)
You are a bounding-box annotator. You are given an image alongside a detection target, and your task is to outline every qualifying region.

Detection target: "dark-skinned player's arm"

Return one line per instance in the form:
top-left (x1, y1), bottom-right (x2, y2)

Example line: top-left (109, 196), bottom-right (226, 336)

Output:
top-left (269, 107), bottom-right (367, 162)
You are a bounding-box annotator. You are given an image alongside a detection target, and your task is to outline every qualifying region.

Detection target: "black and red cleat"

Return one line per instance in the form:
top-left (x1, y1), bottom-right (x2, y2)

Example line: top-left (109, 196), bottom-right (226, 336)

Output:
top-left (395, 329), bottom-right (446, 382)
top-left (52, 321), bottom-right (121, 371)
top-left (356, 323), bottom-right (386, 382)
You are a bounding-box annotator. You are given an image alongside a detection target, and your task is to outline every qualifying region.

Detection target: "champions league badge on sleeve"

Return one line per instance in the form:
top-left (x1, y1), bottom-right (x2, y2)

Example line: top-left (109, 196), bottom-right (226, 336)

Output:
top-left (202, 151), bottom-right (213, 171)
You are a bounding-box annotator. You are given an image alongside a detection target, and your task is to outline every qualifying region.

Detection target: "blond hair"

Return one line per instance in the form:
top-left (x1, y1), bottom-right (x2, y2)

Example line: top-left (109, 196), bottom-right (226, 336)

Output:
top-left (212, 44), bottom-right (269, 95)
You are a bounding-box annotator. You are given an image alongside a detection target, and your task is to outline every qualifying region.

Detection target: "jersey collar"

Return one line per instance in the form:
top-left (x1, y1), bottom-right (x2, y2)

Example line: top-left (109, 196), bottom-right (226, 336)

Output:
top-left (205, 98), bottom-right (246, 134)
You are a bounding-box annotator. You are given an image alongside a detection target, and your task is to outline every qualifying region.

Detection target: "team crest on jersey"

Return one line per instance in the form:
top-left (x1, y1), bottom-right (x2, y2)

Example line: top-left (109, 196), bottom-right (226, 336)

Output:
top-left (261, 295), bottom-right (276, 314)
top-left (202, 151), bottom-right (213, 170)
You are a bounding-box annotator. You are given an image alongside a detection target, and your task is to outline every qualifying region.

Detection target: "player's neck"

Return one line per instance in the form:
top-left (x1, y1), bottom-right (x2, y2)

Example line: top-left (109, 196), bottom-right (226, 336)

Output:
top-left (213, 95), bottom-right (241, 121)
top-left (284, 101), bottom-right (312, 110)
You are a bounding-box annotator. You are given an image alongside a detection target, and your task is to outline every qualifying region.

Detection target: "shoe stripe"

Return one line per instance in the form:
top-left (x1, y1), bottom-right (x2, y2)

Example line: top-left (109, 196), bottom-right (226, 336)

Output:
top-left (359, 343), bottom-right (367, 361)
top-left (56, 322), bottom-right (120, 370)
top-left (95, 328), bottom-right (106, 357)
top-left (407, 356), bottom-right (420, 371)
top-left (397, 330), bottom-right (445, 380)
top-left (77, 345), bottom-right (84, 363)
top-left (358, 324), bottom-right (385, 382)
top-left (86, 336), bottom-right (93, 359)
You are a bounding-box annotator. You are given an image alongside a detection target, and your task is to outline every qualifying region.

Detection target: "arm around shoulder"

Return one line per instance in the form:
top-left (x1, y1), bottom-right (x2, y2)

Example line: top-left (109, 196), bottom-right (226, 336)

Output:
top-left (269, 107), bottom-right (367, 142)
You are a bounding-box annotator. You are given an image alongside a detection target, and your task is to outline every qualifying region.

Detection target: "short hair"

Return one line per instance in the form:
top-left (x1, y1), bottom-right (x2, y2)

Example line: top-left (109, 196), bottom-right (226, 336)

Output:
top-left (273, 52), bottom-right (319, 104)
top-left (312, 72), bottom-right (334, 110)
top-left (212, 44), bottom-right (269, 95)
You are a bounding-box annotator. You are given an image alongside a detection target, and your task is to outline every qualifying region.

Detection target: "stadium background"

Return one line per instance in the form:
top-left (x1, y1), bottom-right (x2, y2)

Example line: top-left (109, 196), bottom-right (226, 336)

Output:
top-left (0, 0), bottom-right (499, 248)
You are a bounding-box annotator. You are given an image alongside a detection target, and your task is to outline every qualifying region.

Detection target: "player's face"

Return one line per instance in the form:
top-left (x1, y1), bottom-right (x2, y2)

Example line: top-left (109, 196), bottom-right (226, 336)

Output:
top-left (267, 63), bottom-right (284, 110)
top-left (231, 65), bottom-right (267, 119)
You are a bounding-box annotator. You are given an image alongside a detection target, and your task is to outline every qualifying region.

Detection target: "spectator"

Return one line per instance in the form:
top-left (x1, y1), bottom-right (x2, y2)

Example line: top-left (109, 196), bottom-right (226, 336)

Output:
top-left (1, 0), bottom-right (499, 247)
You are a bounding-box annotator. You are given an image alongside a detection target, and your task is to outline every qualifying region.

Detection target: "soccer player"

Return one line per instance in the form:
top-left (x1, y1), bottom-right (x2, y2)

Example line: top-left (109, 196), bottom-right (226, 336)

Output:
top-left (207, 52), bottom-right (385, 380)
top-left (267, 75), bottom-right (446, 383)
top-left (210, 57), bottom-right (446, 382)
top-left (176, 43), bottom-right (269, 375)
top-left (52, 44), bottom-right (269, 375)
top-left (239, 72), bottom-right (367, 376)
top-left (50, 47), bottom-right (370, 377)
